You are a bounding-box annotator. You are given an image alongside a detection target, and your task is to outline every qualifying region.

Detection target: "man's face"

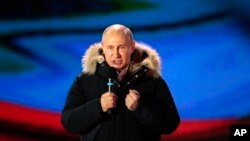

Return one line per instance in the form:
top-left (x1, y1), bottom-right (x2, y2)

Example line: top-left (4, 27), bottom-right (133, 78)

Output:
top-left (102, 31), bottom-right (135, 71)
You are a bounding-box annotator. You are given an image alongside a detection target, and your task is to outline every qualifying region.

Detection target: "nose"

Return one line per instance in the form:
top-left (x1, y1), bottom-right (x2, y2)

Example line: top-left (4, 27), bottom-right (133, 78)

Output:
top-left (114, 48), bottom-right (121, 58)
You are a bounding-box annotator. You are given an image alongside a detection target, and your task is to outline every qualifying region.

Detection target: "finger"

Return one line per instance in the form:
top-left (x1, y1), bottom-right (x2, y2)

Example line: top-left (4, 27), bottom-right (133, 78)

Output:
top-left (125, 95), bottom-right (130, 104)
top-left (107, 94), bottom-right (118, 101)
top-left (109, 93), bottom-right (118, 100)
top-left (103, 93), bottom-right (117, 100)
top-left (103, 92), bottom-right (116, 96)
top-left (107, 101), bottom-right (116, 108)
top-left (103, 93), bottom-right (113, 97)
top-left (129, 89), bottom-right (140, 97)
top-left (125, 96), bottom-right (130, 106)
top-left (128, 93), bottom-right (139, 101)
top-left (130, 89), bottom-right (140, 96)
top-left (126, 94), bottom-right (133, 101)
top-left (104, 96), bottom-right (116, 101)
top-left (104, 98), bottom-right (117, 106)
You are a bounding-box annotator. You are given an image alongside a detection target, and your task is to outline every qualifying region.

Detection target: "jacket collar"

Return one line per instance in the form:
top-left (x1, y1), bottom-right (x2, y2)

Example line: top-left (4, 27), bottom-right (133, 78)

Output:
top-left (81, 42), bottom-right (162, 78)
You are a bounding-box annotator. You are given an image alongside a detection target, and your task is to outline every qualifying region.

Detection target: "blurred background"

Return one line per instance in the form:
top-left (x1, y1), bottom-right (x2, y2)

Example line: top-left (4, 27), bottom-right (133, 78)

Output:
top-left (0, 0), bottom-right (250, 140)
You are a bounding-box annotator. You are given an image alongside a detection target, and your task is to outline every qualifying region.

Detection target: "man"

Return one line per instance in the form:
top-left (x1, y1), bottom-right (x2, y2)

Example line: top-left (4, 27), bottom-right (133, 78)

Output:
top-left (61, 24), bottom-right (180, 141)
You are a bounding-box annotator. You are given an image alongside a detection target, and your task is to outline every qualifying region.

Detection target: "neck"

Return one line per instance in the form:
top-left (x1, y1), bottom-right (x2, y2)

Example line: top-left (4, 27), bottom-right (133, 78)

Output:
top-left (117, 65), bottom-right (129, 81)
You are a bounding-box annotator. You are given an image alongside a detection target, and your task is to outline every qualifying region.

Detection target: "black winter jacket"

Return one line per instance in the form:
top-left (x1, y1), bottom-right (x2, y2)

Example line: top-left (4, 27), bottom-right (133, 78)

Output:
top-left (61, 42), bottom-right (180, 141)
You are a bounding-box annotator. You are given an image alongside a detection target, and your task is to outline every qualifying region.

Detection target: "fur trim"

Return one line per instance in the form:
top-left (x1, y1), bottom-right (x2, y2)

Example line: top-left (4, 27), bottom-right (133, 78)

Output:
top-left (81, 43), bottom-right (105, 75)
top-left (82, 42), bottom-right (161, 78)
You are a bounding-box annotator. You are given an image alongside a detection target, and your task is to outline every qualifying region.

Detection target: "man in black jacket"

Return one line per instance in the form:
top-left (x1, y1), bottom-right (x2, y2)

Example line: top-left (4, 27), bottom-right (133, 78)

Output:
top-left (61, 24), bottom-right (180, 141)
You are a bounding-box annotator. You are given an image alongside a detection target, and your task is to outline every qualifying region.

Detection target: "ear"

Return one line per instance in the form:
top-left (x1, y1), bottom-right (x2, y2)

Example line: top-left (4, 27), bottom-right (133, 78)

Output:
top-left (131, 41), bottom-right (136, 53)
top-left (101, 41), bottom-right (104, 49)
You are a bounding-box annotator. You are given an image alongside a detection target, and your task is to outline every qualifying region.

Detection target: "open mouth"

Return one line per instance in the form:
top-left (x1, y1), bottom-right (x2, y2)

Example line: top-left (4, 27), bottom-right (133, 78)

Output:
top-left (113, 60), bottom-right (122, 65)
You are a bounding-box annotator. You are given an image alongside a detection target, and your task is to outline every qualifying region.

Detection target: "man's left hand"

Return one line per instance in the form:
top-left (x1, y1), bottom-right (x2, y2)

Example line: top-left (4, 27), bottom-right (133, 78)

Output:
top-left (125, 89), bottom-right (140, 111)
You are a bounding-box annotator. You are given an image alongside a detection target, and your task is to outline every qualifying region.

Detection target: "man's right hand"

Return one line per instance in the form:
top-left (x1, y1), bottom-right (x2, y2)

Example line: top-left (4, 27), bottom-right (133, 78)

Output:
top-left (100, 92), bottom-right (117, 112)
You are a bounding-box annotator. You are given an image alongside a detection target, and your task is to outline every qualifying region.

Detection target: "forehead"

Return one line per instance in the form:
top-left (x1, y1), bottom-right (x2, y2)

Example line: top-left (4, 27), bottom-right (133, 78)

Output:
top-left (102, 30), bottom-right (130, 45)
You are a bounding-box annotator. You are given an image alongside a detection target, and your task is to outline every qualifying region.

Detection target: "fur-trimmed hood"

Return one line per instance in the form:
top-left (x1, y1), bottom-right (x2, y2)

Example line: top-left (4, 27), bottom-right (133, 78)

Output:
top-left (81, 42), bottom-right (162, 78)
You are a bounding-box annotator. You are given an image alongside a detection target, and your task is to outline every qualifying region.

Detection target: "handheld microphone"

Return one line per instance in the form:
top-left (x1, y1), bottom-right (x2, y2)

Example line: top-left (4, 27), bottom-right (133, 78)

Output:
top-left (107, 78), bottom-right (113, 92)
top-left (107, 78), bottom-right (114, 114)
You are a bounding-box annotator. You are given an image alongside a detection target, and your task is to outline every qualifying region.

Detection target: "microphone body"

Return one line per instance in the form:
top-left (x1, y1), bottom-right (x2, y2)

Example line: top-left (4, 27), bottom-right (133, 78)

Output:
top-left (107, 78), bottom-right (114, 114)
top-left (100, 61), bottom-right (118, 114)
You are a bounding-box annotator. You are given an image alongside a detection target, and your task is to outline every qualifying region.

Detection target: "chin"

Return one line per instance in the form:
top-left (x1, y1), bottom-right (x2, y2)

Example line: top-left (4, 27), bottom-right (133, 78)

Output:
top-left (113, 66), bottom-right (123, 70)
top-left (112, 65), bottom-right (125, 70)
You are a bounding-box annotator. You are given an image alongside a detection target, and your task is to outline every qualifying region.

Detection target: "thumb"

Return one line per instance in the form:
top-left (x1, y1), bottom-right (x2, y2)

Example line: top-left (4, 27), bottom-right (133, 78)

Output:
top-left (129, 89), bottom-right (138, 94)
top-left (129, 89), bottom-right (133, 93)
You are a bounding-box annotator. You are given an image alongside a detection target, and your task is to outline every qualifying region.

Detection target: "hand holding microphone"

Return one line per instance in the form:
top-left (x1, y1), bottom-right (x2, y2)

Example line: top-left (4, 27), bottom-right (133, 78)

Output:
top-left (100, 78), bottom-right (117, 113)
top-left (100, 92), bottom-right (117, 113)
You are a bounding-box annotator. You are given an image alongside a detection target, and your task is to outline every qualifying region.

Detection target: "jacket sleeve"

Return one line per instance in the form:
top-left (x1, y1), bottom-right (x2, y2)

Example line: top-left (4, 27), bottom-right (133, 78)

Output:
top-left (61, 75), bottom-right (105, 133)
top-left (133, 78), bottom-right (180, 134)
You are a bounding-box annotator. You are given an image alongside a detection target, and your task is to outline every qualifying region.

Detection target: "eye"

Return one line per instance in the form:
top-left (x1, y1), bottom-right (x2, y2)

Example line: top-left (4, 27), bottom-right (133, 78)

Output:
top-left (119, 45), bottom-right (126, 49)
top-left (106, 45), bottom-right (113, 50)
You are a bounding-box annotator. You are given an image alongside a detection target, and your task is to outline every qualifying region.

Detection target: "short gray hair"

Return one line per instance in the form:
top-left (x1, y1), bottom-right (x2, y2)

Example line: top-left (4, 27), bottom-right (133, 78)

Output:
top-left (102, 24), bottom-right (134, 43)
